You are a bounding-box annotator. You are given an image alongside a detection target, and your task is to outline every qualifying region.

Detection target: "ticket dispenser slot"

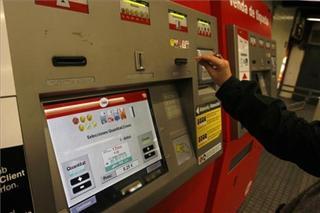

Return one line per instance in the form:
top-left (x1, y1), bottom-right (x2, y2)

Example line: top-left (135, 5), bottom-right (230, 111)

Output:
top-left (175, 58), bottom-right (188, 65)
top-left (4, 1), bottom-right (222, 212)
top-left (197, 49), bottom-right (215, 86)
top-left (252, 72), bottom-right (270, 96)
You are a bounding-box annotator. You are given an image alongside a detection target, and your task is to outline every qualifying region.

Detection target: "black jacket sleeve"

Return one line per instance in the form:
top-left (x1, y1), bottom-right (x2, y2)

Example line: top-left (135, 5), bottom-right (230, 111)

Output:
top-left (216, 76), bottom-right (320, 177)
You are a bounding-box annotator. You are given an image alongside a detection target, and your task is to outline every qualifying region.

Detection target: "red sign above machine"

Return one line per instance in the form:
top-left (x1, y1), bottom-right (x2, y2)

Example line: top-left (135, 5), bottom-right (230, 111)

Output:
top-left (229, 0), bottom-right (270, 27)
top-left (35, 0), bottom-right (89, 14)
top-left (120, 0), bottom-right (150, 25)
top-left (168, 10), bottom-right (188, 32)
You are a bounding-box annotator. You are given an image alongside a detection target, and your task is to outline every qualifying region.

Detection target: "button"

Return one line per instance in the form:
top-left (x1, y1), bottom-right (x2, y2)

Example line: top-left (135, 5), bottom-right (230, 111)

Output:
top-left (101, 171), bottom-right (117, 184)
top-left (144, 169), bottom-right (162, 182)
top-left (144, 151), bottom-right (156, 159)
top-left (143, 145), bottom-right (154, 153)
top-left (72, 181), bottom-right (92, 194)
top-left (70, 173), bottom-right (90, 186)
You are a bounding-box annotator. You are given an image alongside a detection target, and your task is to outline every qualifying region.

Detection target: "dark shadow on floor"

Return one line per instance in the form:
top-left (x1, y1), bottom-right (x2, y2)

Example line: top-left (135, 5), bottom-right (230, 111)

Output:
top-left (239, 103), bottom-right (319, 212)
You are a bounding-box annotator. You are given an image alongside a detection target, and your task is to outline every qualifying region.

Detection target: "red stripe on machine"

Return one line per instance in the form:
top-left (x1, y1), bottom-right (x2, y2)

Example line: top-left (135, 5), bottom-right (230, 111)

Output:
top-left (169, 24), bottom-right (188, 32)
top-left (44, 91), bottom-right (148, 119)
top-left (35, 0), bottom-right (89, 14)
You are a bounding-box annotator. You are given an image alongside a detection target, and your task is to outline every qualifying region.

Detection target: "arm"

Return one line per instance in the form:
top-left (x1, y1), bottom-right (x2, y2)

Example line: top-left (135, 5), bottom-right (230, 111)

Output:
top-left (196, 54), bottom-right (320, 177)
top-left (216, 77), bottom-right (320, 177)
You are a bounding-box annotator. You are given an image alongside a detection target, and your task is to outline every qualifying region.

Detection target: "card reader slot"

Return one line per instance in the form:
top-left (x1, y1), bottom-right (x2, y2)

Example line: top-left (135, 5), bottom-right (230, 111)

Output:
top-left (52, 56), bottom-right (87, 67)
top-left (175, 58), bottom-right (188, 65)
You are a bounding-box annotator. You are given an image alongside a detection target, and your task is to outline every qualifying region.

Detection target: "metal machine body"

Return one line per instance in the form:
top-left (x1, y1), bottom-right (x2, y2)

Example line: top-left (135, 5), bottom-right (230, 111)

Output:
top-left (2, 0), bottom-right (222, 212)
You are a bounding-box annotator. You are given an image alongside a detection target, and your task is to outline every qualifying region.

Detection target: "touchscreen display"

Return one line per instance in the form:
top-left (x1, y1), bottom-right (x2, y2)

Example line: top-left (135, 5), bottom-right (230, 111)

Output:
top-left (43, 90), bottom-right (163, 208)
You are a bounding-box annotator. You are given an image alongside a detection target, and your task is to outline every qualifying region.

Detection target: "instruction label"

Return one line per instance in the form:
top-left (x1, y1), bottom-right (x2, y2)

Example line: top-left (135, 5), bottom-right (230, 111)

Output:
top-left (197, 19), bottom-right (211, 37)
top-left (237, 28), bottom-right (250, 81)
top-left (196, 102), bottom-right (222, 149)
top-left (120, 0), bottom-right (150, 25)
top-left (198, 142), bottom-right (222, 165)
top-left (168, 10), bottom-right (188, 32)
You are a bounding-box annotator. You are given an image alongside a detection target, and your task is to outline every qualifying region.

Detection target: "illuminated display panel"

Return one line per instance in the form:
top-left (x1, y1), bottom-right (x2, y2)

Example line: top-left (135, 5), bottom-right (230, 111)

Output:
top-left (43, 90), bottom-right (165, 209)
top-left (168, 9), bottom-right (188, 32)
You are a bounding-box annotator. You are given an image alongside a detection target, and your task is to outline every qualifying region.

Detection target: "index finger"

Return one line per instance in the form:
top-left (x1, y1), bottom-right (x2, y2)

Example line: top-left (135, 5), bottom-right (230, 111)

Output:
top-left (196, 54), bottom-right (224, 67)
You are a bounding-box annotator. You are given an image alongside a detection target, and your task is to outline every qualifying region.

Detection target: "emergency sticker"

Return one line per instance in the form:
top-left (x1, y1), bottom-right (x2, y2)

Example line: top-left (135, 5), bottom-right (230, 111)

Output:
top-left (35, 0), bottom-right (89, 14)
top-left (240, 71), bottom-right (250, 81)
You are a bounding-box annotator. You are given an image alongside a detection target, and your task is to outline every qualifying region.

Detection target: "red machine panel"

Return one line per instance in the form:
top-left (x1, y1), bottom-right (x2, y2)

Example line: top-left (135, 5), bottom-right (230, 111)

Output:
top-left (149, 1), bottom-right (217, 212)
top-left (149, 163), bottom-right (215, 213)
top-left (150, 1), bottom-right (272, 212)
top-left (208, 1), bottom-right (272, 212)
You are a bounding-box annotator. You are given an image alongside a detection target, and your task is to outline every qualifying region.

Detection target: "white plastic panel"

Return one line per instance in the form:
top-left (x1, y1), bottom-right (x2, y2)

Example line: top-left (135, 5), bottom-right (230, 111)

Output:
top-left (0, 0), bottom-right (16, 97)
top-left (0, 97), bottom-right (23, 148)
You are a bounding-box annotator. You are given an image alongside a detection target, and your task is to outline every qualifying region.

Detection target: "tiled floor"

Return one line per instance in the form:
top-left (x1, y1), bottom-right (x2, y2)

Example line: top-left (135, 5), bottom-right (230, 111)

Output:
top-left (239, 151), bottom-right (319, 213)
top-left (239, 103), bottom-right (319, 212)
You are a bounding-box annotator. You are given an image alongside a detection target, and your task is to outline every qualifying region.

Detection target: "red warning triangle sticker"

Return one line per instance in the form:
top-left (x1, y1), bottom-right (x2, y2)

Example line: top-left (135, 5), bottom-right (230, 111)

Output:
top-left (242, 73), bottom-right (248, 80)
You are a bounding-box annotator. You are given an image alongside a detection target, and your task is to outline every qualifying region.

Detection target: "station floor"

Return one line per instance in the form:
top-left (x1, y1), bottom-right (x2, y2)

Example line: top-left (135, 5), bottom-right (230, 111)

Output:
top-left (239, 102), bottom-right (319, 212)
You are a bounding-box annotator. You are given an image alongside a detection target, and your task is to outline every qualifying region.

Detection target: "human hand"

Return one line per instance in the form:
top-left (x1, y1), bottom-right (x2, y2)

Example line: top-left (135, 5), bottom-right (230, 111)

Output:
top-left (195, 54), bottom-right (232, 86)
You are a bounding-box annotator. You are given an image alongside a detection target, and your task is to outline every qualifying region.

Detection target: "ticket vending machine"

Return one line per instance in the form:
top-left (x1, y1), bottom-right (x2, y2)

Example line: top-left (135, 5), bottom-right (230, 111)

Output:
top-left (208, 24), bottom-right (275, 213)
top-left (227, 25), bottom-right (276, 139)
top-left (3, 0), bottom-right (222, 212)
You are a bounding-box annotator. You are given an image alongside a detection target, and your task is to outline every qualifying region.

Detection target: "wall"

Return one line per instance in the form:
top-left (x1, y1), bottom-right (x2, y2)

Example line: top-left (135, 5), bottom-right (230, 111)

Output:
top-left (295, 22), bottom-right (320, 92)
top-left (279, 45), bottom-right (305, 98)
top-left (272, 6), bottom-right (296, 77)
top-left (0, 0), bottom-right (23, 149)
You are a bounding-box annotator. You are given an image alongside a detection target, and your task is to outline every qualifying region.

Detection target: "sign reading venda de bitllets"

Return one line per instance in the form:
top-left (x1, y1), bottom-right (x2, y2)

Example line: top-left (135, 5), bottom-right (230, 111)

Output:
top-left (229, 0), bottom-right (270, 27)
top-left (0, 145), bottom-right (34, 213)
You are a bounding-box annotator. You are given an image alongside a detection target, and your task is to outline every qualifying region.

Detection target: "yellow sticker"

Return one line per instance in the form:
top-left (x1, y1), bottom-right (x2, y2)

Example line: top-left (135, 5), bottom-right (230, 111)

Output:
top-left (196, 107), bottom-right (222, 149)
top-left (170, 39), bottom-right (175, 47)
